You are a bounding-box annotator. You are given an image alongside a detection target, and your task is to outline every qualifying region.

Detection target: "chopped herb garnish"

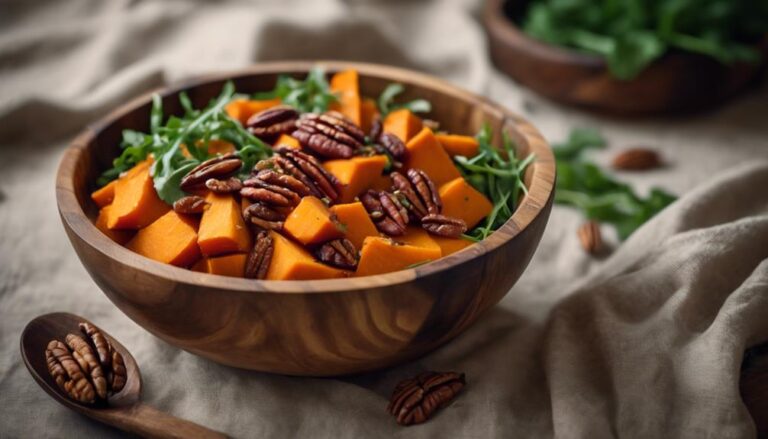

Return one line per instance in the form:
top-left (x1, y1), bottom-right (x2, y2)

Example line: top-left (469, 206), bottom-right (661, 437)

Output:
top-left (97, 81), bottom-right (272, 204)
top-left (377, 83), bottom-right (432, 117)
top-left (553, 128), bottom-right (676, 239)
top-left (253, 67), bottom-right (338, 114)
top-left (454, 124), bottom-right (535, 241)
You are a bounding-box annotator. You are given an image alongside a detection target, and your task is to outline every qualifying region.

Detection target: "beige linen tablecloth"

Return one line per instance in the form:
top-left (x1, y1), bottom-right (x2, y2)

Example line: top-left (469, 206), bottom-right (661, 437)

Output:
top-left (1, 1), bottom-right (767, 437)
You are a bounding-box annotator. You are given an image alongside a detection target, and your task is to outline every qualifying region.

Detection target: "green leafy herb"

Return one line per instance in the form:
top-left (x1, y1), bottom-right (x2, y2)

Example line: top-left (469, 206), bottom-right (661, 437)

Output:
top-left (98, 81), bottom-right (272, 204)
top-left (377, 83), bottom-right (432, 117)
top-left (521, 0), bottom-right (768, 80)
top-left (253, 67), bottom-right (338, 113)
top-left (553, 128), bottom-right (676, 239)
top-left (454, 124), bottom-right (535, 241)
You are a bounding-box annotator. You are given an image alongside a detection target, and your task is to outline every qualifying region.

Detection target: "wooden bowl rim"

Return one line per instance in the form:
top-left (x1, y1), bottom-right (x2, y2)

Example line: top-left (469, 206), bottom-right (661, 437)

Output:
top-left (483, 0), bottom-right (607, 68)
top-left (56, 60), bottom-right (555, 294)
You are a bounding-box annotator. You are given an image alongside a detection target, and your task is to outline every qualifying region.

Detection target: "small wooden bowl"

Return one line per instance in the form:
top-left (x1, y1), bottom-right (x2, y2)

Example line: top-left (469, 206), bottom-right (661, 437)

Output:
top-left (484, 0), bottom-right (766, 115)
top-left (56, 61), bottom-right (555, 376)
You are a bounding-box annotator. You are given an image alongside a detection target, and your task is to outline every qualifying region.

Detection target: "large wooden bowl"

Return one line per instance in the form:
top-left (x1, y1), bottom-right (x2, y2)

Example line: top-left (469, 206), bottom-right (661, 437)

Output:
top-left (484, 0), bottom-right (767, 115)
top-left (56, 61), bottom-right (555, 376)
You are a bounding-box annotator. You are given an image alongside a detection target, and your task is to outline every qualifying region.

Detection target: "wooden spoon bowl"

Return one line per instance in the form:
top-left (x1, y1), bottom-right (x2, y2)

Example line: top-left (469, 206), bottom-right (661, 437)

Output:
top-left (483, 0), bottom-right (767, 115)
top-left (20, 312), bottom-right (226, 438)
top-left (56, 61), bottom-right (555, 376)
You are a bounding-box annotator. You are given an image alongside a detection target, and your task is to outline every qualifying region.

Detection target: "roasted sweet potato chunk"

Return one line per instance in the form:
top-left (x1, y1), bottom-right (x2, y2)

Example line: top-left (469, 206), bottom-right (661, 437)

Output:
top-left (330, 202), bottom-right (379, 249)
top-left (107, 160), bottom-right (170, 230)
top-left (438, 178), bottom-right (493, 229)
top-left (198, 193), bottom-right (252, 256)
top-left (355, 236), bottom-right (441, 277)
top-left (383, 109), bottom-right (422, 143)
top-left (329, 69), bottom-right (362, 126)
top-left (126, 211), bottom-right (200, 267)
top-left (283, 196), bottom-right (344, 246)
top-left (266, 231), bottom-right (348, 280)
top-left (323, 155), bottom-right (388, 203)
top-left (404, 128), bottom-right (461, 186)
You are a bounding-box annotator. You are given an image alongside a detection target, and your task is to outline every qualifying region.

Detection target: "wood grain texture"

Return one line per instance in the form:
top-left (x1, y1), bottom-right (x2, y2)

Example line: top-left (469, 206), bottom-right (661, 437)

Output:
top-left (483, 0), bottom-right (767, 115)
top-left (20, 313), bottom-right (227, 438)
top-left (56, 61), bottom-right (556, 376)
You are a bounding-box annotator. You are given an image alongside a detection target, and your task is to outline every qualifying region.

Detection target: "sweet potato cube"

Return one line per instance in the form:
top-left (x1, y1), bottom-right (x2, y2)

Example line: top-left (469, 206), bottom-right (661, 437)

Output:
top-left (91, 180), bottom-right (116, 208)
top-left (194, 253), bottom-right (247, 277)
top-left (436, 134), bottom-right (479, 158)
top-left (126, 211), bottom-right (200, 267)
top-left (356, 236), bottom-right (441, 277)
top-left (198, 193), bottom-right (252, 256)
top-left (439, 177), bottom-right (493, 229)
top-left (405, 128), bottom-right (461, 186)
top-left (107, 160), bottom-right (170, 230)
top-left (266, 231), bottom-right (348, 280)
top-left (329, 69), bottom-right (362, 126)
top-left (273, 134), bottom-right (301, 150)
top-left (383, 109), bottom-right (422, 143)
top-left (330, 202), bottom-right (379, 249)
top-left (397, 227), bottom-right (442, 254)
top-left (95, 206), bottom-right (133, 245)
top-left (360, 97), bottom-right (379, 134)
top-left (283, 196), bottom-right (344, 246)
top-left (323, 155), bottom-right (388, 203)
top-left (431, 235), bottom-right (473, 256)
top-left (225, 98), bottom-right (282, 125)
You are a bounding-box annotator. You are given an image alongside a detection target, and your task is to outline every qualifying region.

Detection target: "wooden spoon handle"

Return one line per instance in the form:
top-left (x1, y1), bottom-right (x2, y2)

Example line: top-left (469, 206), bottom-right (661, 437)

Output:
top-left (99, 403), bottom-right (228, 439)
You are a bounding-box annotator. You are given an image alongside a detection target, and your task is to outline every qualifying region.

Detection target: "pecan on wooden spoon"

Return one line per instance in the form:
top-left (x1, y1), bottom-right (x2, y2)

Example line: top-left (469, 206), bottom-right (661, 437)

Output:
top-left (20, 312), bottom-right (226, 438)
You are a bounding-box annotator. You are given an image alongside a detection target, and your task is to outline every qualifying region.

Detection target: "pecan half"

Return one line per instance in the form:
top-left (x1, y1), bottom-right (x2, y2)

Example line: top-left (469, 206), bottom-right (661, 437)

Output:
top-left (407, 169), bottom-right (441, 215)
top-left (240, 187), bottom-right (292, 207)
top-left (578, 221), bottom-right (602, 254)
top-left (275, 147), bottom-right (341, 202)
top-left (246, 106), bottom-right (299, 142)
top-left (78, 323), bottom-right (110, 367)
top-left (45, 340), bottom-right (96, 404)
top-left (253, 169), bottom-right (312, 198)
top-left (391, 172), bottom-right (428, 218)
top-left (612, 148), bottom-right (662, 171)
top-left (109, 350), bottom-right (127, 393)
top-left (387, 371), bottom-right (466, 426)
top-left (205, 176), bottom-right (243, 193)
top-left (421, 214), bottom-right (466, 238)
top-left (65, 334), bottom-right (108, 400)
top-left (180, 153), bottom-right (242, 191)
top-left (316, 238), bottom-right (357, 269)
top-left (173, 195), bottom-right (209, 215)
top-left (79, 322), bottom-right (126, 394)
top-left (369, 115), bottom-right (383, 142)
top-left (361, 190), bottom-right (408, 236)
top-left (243, 202), bottom-right (286, 230)
top-left (292, 111), bottom-right (365, 158)
top-left (241, 177), bottom-right (302, 206)
top-left (245, 231), bottom-right (274, 279)
top-left (376, 132), bottom-right (407, 161)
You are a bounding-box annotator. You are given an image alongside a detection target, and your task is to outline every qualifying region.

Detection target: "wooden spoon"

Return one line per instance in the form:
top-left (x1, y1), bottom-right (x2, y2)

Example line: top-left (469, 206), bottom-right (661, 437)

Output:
top-left (20, 312), bottom-right (227, 439)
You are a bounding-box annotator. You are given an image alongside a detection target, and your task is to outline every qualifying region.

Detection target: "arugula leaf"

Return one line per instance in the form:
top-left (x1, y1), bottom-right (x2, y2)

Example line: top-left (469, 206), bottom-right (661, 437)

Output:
top-left (377, 83), bottom-right (432, 117)
top-left (553, 128), bottom-right (676, 240)
top-left (98, 81), bottom-right (273, 204)
top-left (254, 67), bottom-right (338, 113)
top-left (521, 0), bottom-right (767, 80)
top-left (454, 124), bottom-right (534, 241)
